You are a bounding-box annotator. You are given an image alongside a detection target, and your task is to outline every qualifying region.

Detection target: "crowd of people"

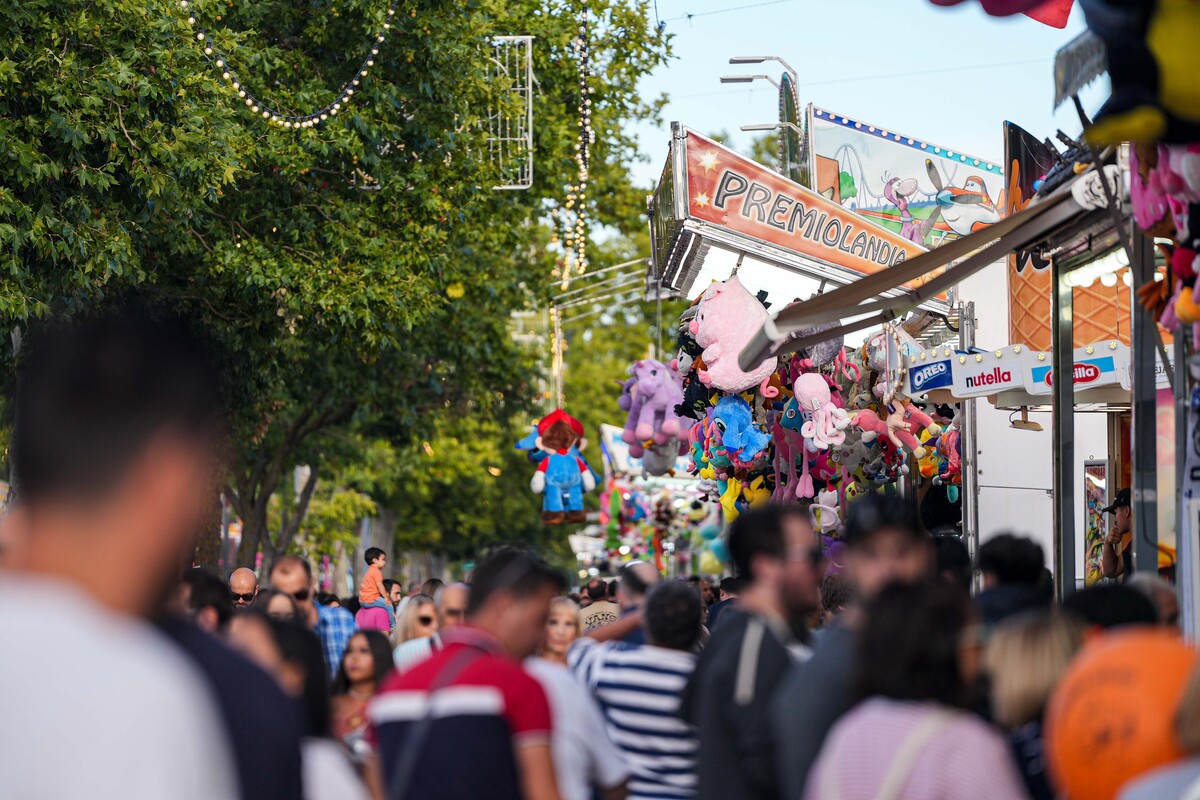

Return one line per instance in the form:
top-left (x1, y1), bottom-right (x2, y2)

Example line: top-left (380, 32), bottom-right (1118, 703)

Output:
top-left (4, 313), bottom-right (1200, 800)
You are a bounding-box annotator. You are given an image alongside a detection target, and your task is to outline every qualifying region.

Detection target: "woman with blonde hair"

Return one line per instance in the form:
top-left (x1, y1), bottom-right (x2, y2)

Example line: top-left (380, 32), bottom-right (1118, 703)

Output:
top-left (538, 596), bottom-right (582, 666)
top-left (986, 610), bottom-right (1085, 800)
top-left (389, 592), bottom-right (436, 650)
top-left (527, 596), bottom-right (629, 800)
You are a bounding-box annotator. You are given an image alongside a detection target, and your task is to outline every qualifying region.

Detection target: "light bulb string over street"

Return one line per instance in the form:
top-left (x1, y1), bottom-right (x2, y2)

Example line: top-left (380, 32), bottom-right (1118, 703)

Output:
top-left (178, 0), bottom-right (397, 128)
top-left (555, 0), bottom-right (593, 289)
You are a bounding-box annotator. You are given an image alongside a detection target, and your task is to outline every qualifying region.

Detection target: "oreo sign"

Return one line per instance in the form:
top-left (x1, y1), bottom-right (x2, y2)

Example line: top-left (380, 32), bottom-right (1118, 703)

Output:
top-left (909, 360), bottom-right (953, 393)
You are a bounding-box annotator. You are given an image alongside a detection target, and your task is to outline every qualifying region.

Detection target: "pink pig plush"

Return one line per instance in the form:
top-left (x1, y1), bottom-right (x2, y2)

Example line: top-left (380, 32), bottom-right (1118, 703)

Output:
top-left (689, 276), bottom-right (779, 393)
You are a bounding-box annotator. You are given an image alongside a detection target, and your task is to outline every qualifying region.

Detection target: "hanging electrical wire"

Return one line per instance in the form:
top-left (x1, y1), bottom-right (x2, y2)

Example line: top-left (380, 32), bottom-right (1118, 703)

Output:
top-left (177, 0), bottom-right (397, 128)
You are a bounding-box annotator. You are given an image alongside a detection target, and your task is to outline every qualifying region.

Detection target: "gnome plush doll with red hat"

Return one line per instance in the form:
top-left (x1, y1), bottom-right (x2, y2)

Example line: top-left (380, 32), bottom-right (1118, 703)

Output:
top-left (531, 410), bottom-right (596, 524)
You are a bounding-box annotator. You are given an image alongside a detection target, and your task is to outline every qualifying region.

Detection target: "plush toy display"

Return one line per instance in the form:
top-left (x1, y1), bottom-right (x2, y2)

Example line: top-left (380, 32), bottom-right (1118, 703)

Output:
top-left (690, 276), bottom-right (779, 393)
top-left (620, 359), bottom-right (687, 455)
top-left (530, 410), bottom-right (596, 524)
top-left (811, 488), bottom-right (842, 534)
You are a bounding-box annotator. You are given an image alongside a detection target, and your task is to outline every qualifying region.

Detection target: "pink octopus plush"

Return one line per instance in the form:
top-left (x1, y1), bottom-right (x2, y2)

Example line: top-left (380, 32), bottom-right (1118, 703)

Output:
top-left (690, 276), bottom-right (779, 393)
top-left (793, 373), bottom-right (850, 450)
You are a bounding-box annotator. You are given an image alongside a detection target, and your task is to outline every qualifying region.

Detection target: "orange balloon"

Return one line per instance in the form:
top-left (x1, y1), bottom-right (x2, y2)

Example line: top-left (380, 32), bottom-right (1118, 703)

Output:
top-left (1045, 628), bottom-right (1197, 800)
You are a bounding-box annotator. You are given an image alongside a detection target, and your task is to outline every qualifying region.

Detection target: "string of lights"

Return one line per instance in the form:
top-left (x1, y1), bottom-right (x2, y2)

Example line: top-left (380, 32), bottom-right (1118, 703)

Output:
top-left (554, 0), bottom-right (593, 289)
top-left (178, 0), bottom-right (397, 128)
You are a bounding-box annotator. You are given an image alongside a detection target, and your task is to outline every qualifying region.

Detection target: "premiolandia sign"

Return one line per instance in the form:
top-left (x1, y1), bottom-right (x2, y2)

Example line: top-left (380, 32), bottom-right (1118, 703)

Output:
top-left (681, 130), bottom-right (929, 283)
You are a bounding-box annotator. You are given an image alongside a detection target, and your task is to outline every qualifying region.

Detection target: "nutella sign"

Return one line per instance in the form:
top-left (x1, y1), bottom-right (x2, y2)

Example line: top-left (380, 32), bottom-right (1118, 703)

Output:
top-left (953, 351), bottom-right (1027, 398)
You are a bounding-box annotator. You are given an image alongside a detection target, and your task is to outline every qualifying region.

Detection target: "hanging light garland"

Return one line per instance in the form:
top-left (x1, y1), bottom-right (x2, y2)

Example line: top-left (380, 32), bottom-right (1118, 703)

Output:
top-left (177, 0), bottom-right (397, 128)
top-left (555, 1), bottom-right (594, 289)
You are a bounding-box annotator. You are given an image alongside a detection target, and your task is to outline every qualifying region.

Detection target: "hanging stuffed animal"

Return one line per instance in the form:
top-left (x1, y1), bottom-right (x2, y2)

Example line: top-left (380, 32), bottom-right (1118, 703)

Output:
top-left (690, 276), bottom-right (779, 393)
top-left (711, 395), bottom-right (771, 467)
top-left (1078, 0), bottom-right (1200, 146)
top-left (793, 373), bottom-right (851, 450)
top-left (530, 410), bottom-right (596, 525)
top-left (620, 359), bottom-right (686, 456)
top-left (515, 424), bottom-right (598, 483)
top-left (810, 488), bottom-right (842, 534)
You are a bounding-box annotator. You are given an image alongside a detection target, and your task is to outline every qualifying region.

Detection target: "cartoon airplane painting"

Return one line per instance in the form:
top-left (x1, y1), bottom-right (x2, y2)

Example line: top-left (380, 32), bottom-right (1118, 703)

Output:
top-left (918, 159), bottom-right (1000, 240)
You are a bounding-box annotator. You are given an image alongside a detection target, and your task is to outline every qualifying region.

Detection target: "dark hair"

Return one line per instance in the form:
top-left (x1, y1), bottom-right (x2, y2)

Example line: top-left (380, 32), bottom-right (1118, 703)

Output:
top-left (607, 580), bottom-right (618, 600)
top-left (332, 630), bottom-right (395, 697)
top-left (933, 535), bottom-right (972, 592)
top-left (341, 596), bottom-right (361, 615)
top-left (821, 574), bottom-right (851, 615)
top-left (1063, 585), bottom-right (1157, 630)
top-left (728, 505), bottom-right (813, 583)
top-left (467, 550), bottom-right (566, 616)
top-left (844, 493), bottom-right (922, 548)
top-left (184, 567), bottom-right (233, 627)
top-left (253, 588), bottom-right (300, 622)
top-left (10, 313), bottom-right (225, 505)
top-left (382, 579), bottom-right (399, 595)
top-left (421, 578), bottom-right (445, 597)
top-left (977, 533), bottom-right (1044, 586)
top-left (364, 547), bottom-right (386, 566)
top-left (262, 613), bottom-right (332, 738)
top-left (316, 592), bottom-right (340, 607)
top-left (719, 576), bottom-right (743, 596)
top-left (856, 581), bottom-right (974, 708)
top-left (644, 581), bottom-right (703, 651)
top-left (585, 577), bottom-right (608, 601)
top-left (271, 555), bottom-right (313, 581)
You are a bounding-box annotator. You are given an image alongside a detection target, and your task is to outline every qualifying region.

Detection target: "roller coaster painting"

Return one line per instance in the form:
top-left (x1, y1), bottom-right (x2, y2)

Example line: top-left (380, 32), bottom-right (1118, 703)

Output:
top-left (809, 107), bottom-right (1006, 249)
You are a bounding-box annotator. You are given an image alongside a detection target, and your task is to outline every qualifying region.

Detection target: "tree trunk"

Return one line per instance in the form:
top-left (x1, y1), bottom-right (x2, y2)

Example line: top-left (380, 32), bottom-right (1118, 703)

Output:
top-left (193, 494), bottom-right (224, 572)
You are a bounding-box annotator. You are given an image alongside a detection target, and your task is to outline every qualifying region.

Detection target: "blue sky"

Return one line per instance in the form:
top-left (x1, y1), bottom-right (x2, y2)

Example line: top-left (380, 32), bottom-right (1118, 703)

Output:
top-left (628, 0), bottom-right (1109, 189)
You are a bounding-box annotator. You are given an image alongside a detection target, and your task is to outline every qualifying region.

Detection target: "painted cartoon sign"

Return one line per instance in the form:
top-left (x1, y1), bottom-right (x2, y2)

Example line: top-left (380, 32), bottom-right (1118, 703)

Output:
top-left (681, 130), bottom-right (928, 281)
top-left (809, 107), bottom-right (1005, 249)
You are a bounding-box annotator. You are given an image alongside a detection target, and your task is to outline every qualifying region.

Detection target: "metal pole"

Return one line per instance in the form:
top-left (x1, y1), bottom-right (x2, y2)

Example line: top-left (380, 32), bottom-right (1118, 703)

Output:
top-left (1051, 257), bottom-right (1076, 600)
top-left (1131, 231), bottom-right (1160, 574)
top-left (1175, 331), bottom-right (1197, 637)
top-left (959, 302), bottom-right (981, 589)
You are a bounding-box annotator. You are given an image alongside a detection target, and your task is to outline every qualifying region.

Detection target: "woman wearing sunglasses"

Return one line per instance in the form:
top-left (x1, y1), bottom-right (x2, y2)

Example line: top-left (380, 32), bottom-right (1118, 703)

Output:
top-left (389, 592), bottom-right (438, 650)
top-left (330, 630), bottom-right (395, 765)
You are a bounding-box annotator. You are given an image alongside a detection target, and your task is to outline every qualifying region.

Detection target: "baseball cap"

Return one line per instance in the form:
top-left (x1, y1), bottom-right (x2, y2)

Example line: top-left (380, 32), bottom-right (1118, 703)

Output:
top-left (1101, 488), bottom-right (1131, 514)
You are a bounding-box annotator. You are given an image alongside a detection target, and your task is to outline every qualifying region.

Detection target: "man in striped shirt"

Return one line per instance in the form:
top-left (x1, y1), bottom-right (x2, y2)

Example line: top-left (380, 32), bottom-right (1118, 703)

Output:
top-left (569, 580), bottom-right (702, 800)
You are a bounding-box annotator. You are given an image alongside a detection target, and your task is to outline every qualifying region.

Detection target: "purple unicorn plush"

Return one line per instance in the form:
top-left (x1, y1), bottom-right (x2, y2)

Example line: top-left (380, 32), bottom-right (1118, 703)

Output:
top-left (620, 359), bottom-right (687, 455)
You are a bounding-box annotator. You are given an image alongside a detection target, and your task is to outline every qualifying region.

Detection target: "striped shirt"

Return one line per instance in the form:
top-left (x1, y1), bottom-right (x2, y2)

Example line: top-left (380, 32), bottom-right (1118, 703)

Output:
top-left (569, 637), bottom-right (698, 800)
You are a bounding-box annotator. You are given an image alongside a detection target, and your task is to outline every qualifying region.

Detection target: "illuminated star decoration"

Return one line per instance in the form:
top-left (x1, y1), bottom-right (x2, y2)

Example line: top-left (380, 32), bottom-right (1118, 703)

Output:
top-left (698, 150), bottom-right (720, 174)
top-left (694, 192), bottom-right (711, 209)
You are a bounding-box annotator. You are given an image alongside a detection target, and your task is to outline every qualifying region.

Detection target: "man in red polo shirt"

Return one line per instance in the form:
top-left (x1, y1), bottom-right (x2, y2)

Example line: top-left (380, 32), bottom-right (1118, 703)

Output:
top-left (369, 550), bottom-right (566, 800)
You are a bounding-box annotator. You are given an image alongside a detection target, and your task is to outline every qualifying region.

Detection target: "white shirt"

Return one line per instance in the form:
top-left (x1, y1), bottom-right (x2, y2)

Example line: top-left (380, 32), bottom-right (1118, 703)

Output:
top-left (526, 657), bottom-right (630, 800)
top-left (392, 634), bottom-right (438, 673)
top-left (302, 737), bottom-right (369, 800)
top-left (0, 574), bottom-right (238, 799)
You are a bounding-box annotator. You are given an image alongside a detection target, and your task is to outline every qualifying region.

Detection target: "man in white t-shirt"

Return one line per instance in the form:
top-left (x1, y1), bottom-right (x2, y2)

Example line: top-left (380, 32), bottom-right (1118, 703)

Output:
top-left (0, 314), bottom-right (237, 799)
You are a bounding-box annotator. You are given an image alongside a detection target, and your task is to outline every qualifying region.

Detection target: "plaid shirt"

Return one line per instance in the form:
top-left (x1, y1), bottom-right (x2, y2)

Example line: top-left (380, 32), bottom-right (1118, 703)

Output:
top-left (314, 600), bottom-right (357, 678)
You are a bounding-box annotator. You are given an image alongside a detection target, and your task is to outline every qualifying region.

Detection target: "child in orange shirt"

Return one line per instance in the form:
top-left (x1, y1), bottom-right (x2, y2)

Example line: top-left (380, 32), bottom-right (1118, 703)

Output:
top-left (359, 547), bottom-right (394, 629)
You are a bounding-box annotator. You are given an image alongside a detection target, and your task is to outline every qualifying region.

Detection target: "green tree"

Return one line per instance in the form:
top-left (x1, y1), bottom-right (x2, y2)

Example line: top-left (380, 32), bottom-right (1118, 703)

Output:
top-left (0, 0), bottom-right (671, 569)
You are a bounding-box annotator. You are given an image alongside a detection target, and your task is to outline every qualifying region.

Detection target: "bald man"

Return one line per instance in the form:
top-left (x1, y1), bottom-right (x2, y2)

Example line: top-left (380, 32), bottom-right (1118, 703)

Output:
top-left (229, 568), bottom-right (259, 610)
top-left (438, 582), bottom-right (469, 630)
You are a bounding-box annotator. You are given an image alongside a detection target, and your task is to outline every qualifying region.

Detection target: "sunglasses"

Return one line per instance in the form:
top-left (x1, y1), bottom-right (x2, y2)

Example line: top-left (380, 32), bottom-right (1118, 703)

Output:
top-left (290, 589), bottom-right (311, 602)
top-left (418, 616), bottom-right (435, 626)
top-left (232, 592), bottom-right (256, 603)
